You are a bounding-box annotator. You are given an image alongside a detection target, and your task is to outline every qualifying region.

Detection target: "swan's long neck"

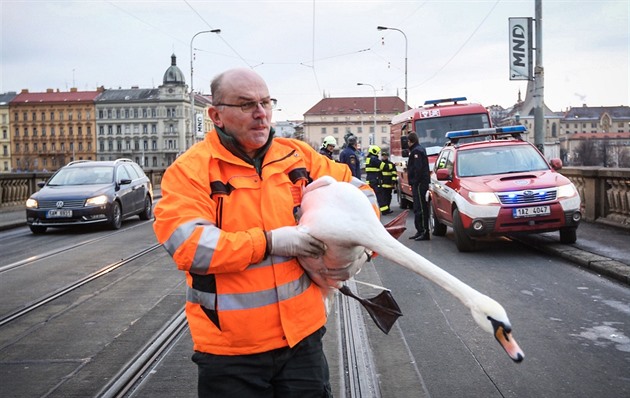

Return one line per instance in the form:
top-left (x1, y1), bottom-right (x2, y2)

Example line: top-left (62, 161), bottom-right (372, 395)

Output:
top-left (367, 235), bottom-right (485, 308)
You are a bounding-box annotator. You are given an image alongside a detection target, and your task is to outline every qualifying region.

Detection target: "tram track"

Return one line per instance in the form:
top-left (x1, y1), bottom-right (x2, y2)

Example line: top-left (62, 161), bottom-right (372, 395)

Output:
top-left (0, 243), bottom-right (162, 328)
top-left (0, 220), bottom-right (155, 274)
top-left (96, 309), bottom-right (189, 398)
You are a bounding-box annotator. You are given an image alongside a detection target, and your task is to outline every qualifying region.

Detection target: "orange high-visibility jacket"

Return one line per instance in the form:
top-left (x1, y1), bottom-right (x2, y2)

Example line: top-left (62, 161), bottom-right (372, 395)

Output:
top-left (153, 129), bottom-right (378, 355)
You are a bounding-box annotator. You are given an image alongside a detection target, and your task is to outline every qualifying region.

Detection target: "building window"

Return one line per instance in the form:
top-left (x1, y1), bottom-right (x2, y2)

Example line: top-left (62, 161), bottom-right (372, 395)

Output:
top-left (321, 127), bottom-right (327, 134)
top-left (51, 112), bottom-right (55, 121)
top-left (41, 112), bottom-right (45, 121)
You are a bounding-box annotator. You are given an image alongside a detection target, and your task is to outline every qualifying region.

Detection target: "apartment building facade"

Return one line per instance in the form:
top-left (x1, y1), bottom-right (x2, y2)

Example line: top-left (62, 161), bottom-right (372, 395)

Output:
top-left (10, 88), bottom-right (102, 172)
top-left (303, 96), bottom-right (405, 153)
top-left (0, 92), bottom-right (18, 172)
top-left (94, 53), bottom-right (212, 170)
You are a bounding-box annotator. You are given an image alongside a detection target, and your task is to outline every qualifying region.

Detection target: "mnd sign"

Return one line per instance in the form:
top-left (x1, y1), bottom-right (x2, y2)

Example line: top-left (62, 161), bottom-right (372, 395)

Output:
top-left (509, 17), bottom-right (533, 81)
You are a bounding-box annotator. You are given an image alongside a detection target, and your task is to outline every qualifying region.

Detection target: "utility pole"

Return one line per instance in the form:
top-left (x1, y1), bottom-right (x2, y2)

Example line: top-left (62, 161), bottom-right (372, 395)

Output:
top-left (534, 0), bottom-right (544, 154)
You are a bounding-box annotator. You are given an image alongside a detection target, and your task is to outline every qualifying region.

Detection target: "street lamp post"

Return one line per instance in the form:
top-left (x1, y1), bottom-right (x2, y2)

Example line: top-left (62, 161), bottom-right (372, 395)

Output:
top-left (357, 83), bottom-right (377, 145)
top-left (377, 25), bottom-right (408, 111)
top-left (353, 108), bottom-right (365, 133)
top-left (189, 29), bottom-right (221, 148)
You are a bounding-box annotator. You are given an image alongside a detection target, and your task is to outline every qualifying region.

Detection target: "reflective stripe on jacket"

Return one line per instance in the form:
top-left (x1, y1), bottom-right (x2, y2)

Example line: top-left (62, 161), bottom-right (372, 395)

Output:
top-left (380, 160), bottom-right (397, 188)
top-left (365, 155), bottom-right (384, 186)
top-left (153, 130), bottom-right (376, 355)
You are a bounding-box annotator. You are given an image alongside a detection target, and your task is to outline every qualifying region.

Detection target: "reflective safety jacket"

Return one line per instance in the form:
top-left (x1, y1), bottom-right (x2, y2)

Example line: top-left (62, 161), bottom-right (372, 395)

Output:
top-left (365, 154), bottom-right (385, 187)
top-left (153, 129), bottom-right (377, 356)
top-left (380, 160), bottom-right (397, 189)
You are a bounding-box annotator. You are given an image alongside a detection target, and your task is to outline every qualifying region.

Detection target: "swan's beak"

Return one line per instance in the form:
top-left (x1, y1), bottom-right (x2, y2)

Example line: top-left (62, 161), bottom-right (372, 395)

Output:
top-left (492, 320), bottom-right (524, 363)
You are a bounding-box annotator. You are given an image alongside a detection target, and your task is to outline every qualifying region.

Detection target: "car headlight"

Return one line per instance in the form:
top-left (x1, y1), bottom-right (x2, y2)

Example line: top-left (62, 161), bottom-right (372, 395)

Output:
top-left (26, 198), bottom-right (38, 209)
top-left (468, 191), bottom-right (499, 205)
top-left (85, 195), bottom-right (108, 206)
top-left (557, 183), bottom-right (577, 199)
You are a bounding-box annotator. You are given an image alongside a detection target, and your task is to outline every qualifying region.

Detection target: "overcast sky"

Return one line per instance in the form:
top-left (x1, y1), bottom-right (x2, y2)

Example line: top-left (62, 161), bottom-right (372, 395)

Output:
top-left (2, 0), bottom-right (628, 120)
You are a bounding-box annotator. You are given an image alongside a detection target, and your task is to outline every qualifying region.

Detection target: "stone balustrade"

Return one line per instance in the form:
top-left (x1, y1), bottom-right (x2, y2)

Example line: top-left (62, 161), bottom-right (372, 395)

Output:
top-left (1, 167), bottom-right (629, 230)
top-left (561, 167), bottom-right (630, 229)
top-left (0, 170), bottom-right (164, 209)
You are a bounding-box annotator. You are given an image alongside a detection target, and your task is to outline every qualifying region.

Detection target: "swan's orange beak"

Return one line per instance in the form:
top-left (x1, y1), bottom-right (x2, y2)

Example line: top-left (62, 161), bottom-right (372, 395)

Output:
top-left (494, 323), bottom-right (524, 363)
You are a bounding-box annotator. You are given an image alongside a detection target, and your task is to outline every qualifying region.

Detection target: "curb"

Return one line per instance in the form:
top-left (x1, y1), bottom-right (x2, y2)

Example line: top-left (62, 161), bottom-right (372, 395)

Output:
top-left (515, 235), bottom-right (630, 286)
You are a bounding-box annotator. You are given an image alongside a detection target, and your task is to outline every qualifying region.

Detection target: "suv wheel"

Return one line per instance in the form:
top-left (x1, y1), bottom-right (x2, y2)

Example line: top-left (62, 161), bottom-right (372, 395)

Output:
top-left (430, 202), bottom-right (447, 237)
top-left (139, 196), bottom-right (152, 220)
top-left (109, 201), bottom-right (122, 230)
top-left (453, 208), bottom-right (476, 252)
top-left (29, 225), bottom-right (47, 234)
top-left (559, 227), bottom-right (577, 244)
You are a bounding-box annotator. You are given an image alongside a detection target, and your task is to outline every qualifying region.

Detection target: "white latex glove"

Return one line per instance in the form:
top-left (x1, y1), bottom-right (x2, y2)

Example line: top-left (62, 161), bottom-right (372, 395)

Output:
top-left (268, 226), bottom-right (326, 258)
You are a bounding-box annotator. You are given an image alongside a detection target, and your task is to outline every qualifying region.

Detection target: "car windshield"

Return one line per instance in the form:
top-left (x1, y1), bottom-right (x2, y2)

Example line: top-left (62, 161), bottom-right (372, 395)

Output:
top-left (457, 144), bottom-right (549, 177)
top-left (47, 166), bottom-right (114, 186)
top-left (414, 113), bottom-right (491, 154)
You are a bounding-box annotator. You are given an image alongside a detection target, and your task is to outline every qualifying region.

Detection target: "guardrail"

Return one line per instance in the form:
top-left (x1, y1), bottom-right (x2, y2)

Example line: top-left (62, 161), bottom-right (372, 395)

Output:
top-left (0, 170), bottom-right (164, 209)
top-left (1, 167), bottom-right (629, 230)
top-left (561, 167), bottom-right (630, 230)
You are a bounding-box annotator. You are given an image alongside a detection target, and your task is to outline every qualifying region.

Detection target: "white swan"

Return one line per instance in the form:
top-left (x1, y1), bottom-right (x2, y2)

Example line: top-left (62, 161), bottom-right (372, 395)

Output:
top-left (297, 176), bottom-right (524, 362)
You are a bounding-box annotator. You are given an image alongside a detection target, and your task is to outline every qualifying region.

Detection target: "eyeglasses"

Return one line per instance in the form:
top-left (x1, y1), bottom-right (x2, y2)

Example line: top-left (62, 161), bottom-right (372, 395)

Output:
top-left (215, 98), bottom-right (277, 113)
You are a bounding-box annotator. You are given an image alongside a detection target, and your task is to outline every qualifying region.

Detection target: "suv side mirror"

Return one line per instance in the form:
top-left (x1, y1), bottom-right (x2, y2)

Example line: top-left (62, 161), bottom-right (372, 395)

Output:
top-left (436, 168), bottom-right (451, 181)
top-left (119, 179), bottom-right (132, 185)
top-left (549, 158), bottom-right (563, 171)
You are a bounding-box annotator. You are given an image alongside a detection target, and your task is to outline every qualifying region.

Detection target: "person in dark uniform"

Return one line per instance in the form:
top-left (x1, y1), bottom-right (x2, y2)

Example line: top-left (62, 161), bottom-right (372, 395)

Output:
top-left (407, 132), bottom-right (431, 240)
top-left (365, 145), bottom-right (386, 212)
top-left (339, 135), bottom-right (361, 178)
top-left (379, 150), bottom-right (397, 215)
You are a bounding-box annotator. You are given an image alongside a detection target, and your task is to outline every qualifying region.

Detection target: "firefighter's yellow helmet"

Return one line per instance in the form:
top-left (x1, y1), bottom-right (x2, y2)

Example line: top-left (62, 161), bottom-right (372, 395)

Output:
top-left (368, 145), bottom-right (381, 156)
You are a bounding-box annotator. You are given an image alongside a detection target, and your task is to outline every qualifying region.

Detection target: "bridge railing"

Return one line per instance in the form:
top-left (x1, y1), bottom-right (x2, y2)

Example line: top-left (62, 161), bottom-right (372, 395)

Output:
top-left (561, 167), bottom-right (630, 230)
top-left (0, 170), bottom-right (165, 209)
top-left (1, 167), bottom-right (629, 230)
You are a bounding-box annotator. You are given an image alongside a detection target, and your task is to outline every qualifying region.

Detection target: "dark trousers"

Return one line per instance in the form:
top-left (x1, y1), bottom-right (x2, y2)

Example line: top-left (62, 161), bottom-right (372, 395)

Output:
top-left (193, 327), bottom-right (332, 398)
top-left (381, 187), bottom-right (393, 211)
top-left (412, 183), bottom-right (429, 234)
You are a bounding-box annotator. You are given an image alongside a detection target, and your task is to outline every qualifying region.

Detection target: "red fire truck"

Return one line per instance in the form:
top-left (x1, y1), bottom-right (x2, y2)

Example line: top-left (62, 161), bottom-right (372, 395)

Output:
top-left (389, 97), bottom-right (492, 208)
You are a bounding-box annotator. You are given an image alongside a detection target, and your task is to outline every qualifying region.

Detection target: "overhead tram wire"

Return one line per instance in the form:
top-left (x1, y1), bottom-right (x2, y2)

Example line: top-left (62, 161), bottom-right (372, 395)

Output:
top-left (409, 0), bottom-right (501, 90)
top-left (184, 0), bottom-right (254, 68)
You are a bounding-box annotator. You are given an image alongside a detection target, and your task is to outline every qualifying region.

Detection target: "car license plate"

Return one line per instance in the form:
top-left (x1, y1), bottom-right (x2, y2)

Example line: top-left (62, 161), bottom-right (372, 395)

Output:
top-left (47, 209), bottom-right (72, 218)
top-left (513, 206), bottom-right (550, 218)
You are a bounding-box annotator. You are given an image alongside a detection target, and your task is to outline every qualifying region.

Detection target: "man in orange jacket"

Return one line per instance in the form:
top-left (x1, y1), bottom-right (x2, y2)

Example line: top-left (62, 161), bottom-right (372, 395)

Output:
top-left (153, 68), bottom-right (377, 397)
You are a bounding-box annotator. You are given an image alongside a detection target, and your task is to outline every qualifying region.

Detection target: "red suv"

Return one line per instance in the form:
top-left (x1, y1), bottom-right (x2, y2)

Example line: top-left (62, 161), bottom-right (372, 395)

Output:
top-left (429, 126), bottom-right (581, 252)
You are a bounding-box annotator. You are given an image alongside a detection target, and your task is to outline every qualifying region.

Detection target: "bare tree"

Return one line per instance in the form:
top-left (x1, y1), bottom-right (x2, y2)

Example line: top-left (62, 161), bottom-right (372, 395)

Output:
top-left (573, 139), bottom-right (602, 166)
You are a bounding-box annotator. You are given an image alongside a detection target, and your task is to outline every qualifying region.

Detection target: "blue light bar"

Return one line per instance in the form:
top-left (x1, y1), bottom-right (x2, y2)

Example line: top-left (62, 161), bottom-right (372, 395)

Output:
top-left (445, 125), bottom-right (527, 139)
top-left (424, 97), bottom-right (468, 106)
